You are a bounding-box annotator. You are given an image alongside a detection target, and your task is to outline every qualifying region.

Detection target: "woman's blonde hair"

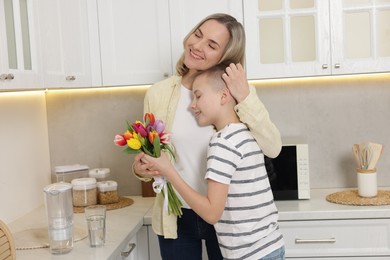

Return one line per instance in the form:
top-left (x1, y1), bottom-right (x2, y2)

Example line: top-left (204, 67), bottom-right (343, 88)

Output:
top-left (176, 13), bottom-right (246, 76)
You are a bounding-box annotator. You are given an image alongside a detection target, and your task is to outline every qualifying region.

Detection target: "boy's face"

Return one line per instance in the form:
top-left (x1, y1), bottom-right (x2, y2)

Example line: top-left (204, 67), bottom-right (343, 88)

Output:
top-left (191, 74), bottom-right (222, 127)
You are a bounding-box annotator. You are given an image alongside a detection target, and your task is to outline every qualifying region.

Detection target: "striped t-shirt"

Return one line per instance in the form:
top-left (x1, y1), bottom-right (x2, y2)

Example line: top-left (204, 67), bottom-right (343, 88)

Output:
top-left (205, 123), bottom-right (284, 260)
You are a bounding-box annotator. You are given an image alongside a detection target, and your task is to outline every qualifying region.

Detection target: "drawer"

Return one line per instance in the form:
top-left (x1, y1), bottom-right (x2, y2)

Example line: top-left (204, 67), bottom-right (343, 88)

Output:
top-left (279, 218), bottom-right (390, 258)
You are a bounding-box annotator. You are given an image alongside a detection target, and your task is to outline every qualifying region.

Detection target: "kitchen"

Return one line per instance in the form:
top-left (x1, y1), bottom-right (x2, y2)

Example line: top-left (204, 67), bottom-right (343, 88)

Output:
top-left (1, 0), bottom-right (390, 259)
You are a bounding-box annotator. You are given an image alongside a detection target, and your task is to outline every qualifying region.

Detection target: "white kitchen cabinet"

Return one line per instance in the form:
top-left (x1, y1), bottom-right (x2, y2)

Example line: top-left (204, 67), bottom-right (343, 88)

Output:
top-left (244, 0), bottom-right (390, 79)
top-left (96, 0), bottom-right (243, 87)
top-left (116, 235), bottom-right (138, 260)
top-left (97, 0), bottom-right (172, 86)
top-left (330, 0), bottom-right (390, 75)
top-left (36, 0), bottom-right (99, 88)
top-left (280, 218), bottom-right (390, 258)
top-left (244, 0), bottom-right (330, 79)
top-left (169, 0), bottom-right (243, 69)
top-left (0, 0), bottom-right (42, 90)
top-left (145, 225), bottom-right (161, 260)
top-left (116, 225), bottom-right (150, 260)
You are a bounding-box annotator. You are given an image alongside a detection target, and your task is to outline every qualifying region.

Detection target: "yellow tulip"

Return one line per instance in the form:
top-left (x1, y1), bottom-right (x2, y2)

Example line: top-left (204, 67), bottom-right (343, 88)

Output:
top-left (127, 137), bottom-right (141, 150)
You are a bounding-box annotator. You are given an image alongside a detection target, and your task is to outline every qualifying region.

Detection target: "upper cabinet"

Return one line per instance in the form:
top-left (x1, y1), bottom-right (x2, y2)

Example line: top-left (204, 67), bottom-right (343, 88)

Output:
top-left (36, 0), bottom-right (100, 88)
top-left (244, 0), bottom-right (390, 79)
top-left (2, 0), bottom-right (389, 90)
top-left (330, 0), bottom-right (390, 75)
top-left (0, 0), bottom-right (42, 90)
top-left (96, 0), bottom-right (243, 87)
top-left (96, 0), bottom-right (172, 86)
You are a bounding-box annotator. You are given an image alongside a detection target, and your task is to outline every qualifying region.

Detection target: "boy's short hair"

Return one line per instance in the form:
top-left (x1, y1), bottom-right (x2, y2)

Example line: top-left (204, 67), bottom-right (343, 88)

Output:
top-left (193, 65), bottom-right (227, 91)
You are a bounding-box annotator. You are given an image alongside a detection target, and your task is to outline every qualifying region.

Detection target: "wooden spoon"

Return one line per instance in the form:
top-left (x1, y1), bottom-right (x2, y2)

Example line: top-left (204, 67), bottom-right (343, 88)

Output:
top-left (368, 143), bottom-right (384, 170)
top-left (352, 144), bottom-right (361, 168)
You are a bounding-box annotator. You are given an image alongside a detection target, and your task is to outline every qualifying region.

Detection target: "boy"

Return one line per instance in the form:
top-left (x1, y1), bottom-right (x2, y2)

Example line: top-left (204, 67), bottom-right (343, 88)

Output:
top-left (144, 66), bottom-right (285, 259)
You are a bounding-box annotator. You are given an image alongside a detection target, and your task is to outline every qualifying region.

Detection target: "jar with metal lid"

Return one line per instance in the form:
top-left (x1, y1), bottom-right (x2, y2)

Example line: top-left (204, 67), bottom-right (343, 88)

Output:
top-left (89, 168), bottom-right (110, 182)
top-left (71, 178), bottom-right (97, 207)
top-left (97, 181), bottom-right (119, 205)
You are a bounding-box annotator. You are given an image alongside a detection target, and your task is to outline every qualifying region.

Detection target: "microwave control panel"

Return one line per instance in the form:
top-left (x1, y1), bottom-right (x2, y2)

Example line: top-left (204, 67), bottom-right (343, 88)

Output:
top-left (297, 144), bottom-right (310, 199)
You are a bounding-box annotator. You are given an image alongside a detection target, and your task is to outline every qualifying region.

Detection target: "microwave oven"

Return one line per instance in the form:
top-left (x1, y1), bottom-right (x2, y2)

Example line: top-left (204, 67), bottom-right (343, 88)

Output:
top-left (265, 144), bottom-right (310, 200)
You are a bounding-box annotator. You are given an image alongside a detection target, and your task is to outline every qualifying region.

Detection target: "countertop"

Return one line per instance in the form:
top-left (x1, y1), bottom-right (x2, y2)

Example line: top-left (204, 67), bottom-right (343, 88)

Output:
top-left (142, 188), bottom-right (390, 224)
top-left (9, 189), bottom-right (390, 259)
top-left (9, 196), bottom-right (155, 260)
top-left (275, 188), bottom-right (390, 221)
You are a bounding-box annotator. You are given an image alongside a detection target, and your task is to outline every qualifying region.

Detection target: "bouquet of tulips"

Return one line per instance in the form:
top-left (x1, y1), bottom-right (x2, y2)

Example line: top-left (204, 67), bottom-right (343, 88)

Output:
top-left (114, 113), bottom-right (183, 217)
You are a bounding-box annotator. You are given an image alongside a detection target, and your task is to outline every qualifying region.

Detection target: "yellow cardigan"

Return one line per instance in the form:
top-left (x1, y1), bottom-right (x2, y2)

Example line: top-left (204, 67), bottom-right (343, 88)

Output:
top-left (135, 75), bottom-right (282, 239)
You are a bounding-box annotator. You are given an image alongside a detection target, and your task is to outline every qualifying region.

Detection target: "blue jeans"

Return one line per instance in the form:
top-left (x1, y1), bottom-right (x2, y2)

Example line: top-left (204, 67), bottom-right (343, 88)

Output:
top-left (261, 246), bottom-right (285, 260)
top-left (158, 208), bottom-right (223, 260)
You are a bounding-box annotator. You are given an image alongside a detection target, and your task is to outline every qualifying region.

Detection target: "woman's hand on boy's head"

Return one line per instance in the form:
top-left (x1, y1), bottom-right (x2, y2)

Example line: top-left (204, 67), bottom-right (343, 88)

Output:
top-left (222, 63), bottom-right (250, 103)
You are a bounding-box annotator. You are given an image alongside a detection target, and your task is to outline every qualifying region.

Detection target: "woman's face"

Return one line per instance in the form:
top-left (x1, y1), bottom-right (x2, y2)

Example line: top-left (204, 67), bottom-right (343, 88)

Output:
top-left (184, 19), bottom-right (230, 71)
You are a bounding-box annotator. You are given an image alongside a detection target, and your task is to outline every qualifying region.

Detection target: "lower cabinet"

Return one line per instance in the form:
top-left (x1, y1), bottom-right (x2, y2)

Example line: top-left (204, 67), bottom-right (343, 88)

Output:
top-left (146, 225), bottom-right (161, 260)
top-left (123, 218), bottom-right (390, 259)
top-left (280, 218), bottom-right (390, 259)
top-left (115, 226), bottom-right (149, 260)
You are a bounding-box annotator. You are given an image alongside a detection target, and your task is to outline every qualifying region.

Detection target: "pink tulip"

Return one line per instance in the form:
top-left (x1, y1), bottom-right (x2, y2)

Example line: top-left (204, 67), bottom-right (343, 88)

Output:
top-left (132, 121), bottom-right (147, 137)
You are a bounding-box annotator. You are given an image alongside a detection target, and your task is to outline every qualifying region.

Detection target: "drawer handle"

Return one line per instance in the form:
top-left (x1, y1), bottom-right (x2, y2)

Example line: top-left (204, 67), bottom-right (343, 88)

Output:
top-left (121, 243), bottom-right (136, 258)
top-left (1, 74), bottom-right (15, 80)
top-left (295, 238), bottom-right (336, 244)
top-left (66, 75), bottom-right (76, 81)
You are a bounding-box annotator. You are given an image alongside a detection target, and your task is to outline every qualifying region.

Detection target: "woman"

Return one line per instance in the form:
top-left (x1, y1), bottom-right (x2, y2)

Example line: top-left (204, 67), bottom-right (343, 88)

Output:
top-left (133, 13), bottom-right (282, 260)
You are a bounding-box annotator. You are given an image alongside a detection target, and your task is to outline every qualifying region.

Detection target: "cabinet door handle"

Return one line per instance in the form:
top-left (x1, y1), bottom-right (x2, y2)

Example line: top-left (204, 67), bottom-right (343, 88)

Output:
top-left (295, 238), bottom-right (336, 244)
top-left (322, 64), bottom-right (328, 69)
top-left (66, 75), bottom-right (76, 81)
top-left (0, 74), bottom-right (14, 80)
top-left (121, 243), bottom-right (136, 258)
top-left (334, 63), bottom-right (341, 69)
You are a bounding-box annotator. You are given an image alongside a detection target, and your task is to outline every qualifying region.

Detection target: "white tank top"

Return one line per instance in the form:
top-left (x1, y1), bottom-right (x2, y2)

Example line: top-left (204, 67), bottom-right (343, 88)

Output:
top-left (170, 85), bottom-right (214, 208)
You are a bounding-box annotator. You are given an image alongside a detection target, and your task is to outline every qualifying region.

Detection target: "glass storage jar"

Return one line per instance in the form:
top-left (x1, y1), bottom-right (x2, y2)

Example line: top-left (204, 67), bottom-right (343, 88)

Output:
top-left (52, 164), bottom-right (89, 183)
top-left (89, 168), bottom-right (110, 182)
top-left (97, 181), bottom-right (119, 204)
top-left (71, 178), bottom-right (97, 207)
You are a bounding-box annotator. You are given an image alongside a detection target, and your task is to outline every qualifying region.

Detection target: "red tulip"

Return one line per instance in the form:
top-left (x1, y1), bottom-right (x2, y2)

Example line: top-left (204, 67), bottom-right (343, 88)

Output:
top-left (114, 134), bottom-right (127, 146)
top-left (144, 113), bottom-right (155, 125)
top-left (159, 132), bottom-right (171, 144)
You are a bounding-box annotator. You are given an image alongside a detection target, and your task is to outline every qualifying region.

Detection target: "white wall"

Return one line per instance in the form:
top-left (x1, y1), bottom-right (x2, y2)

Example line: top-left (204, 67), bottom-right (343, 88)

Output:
top-left (0, 91), bottom-right (51, 224)
top-left (253, 73), bottom-right (390, 188)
